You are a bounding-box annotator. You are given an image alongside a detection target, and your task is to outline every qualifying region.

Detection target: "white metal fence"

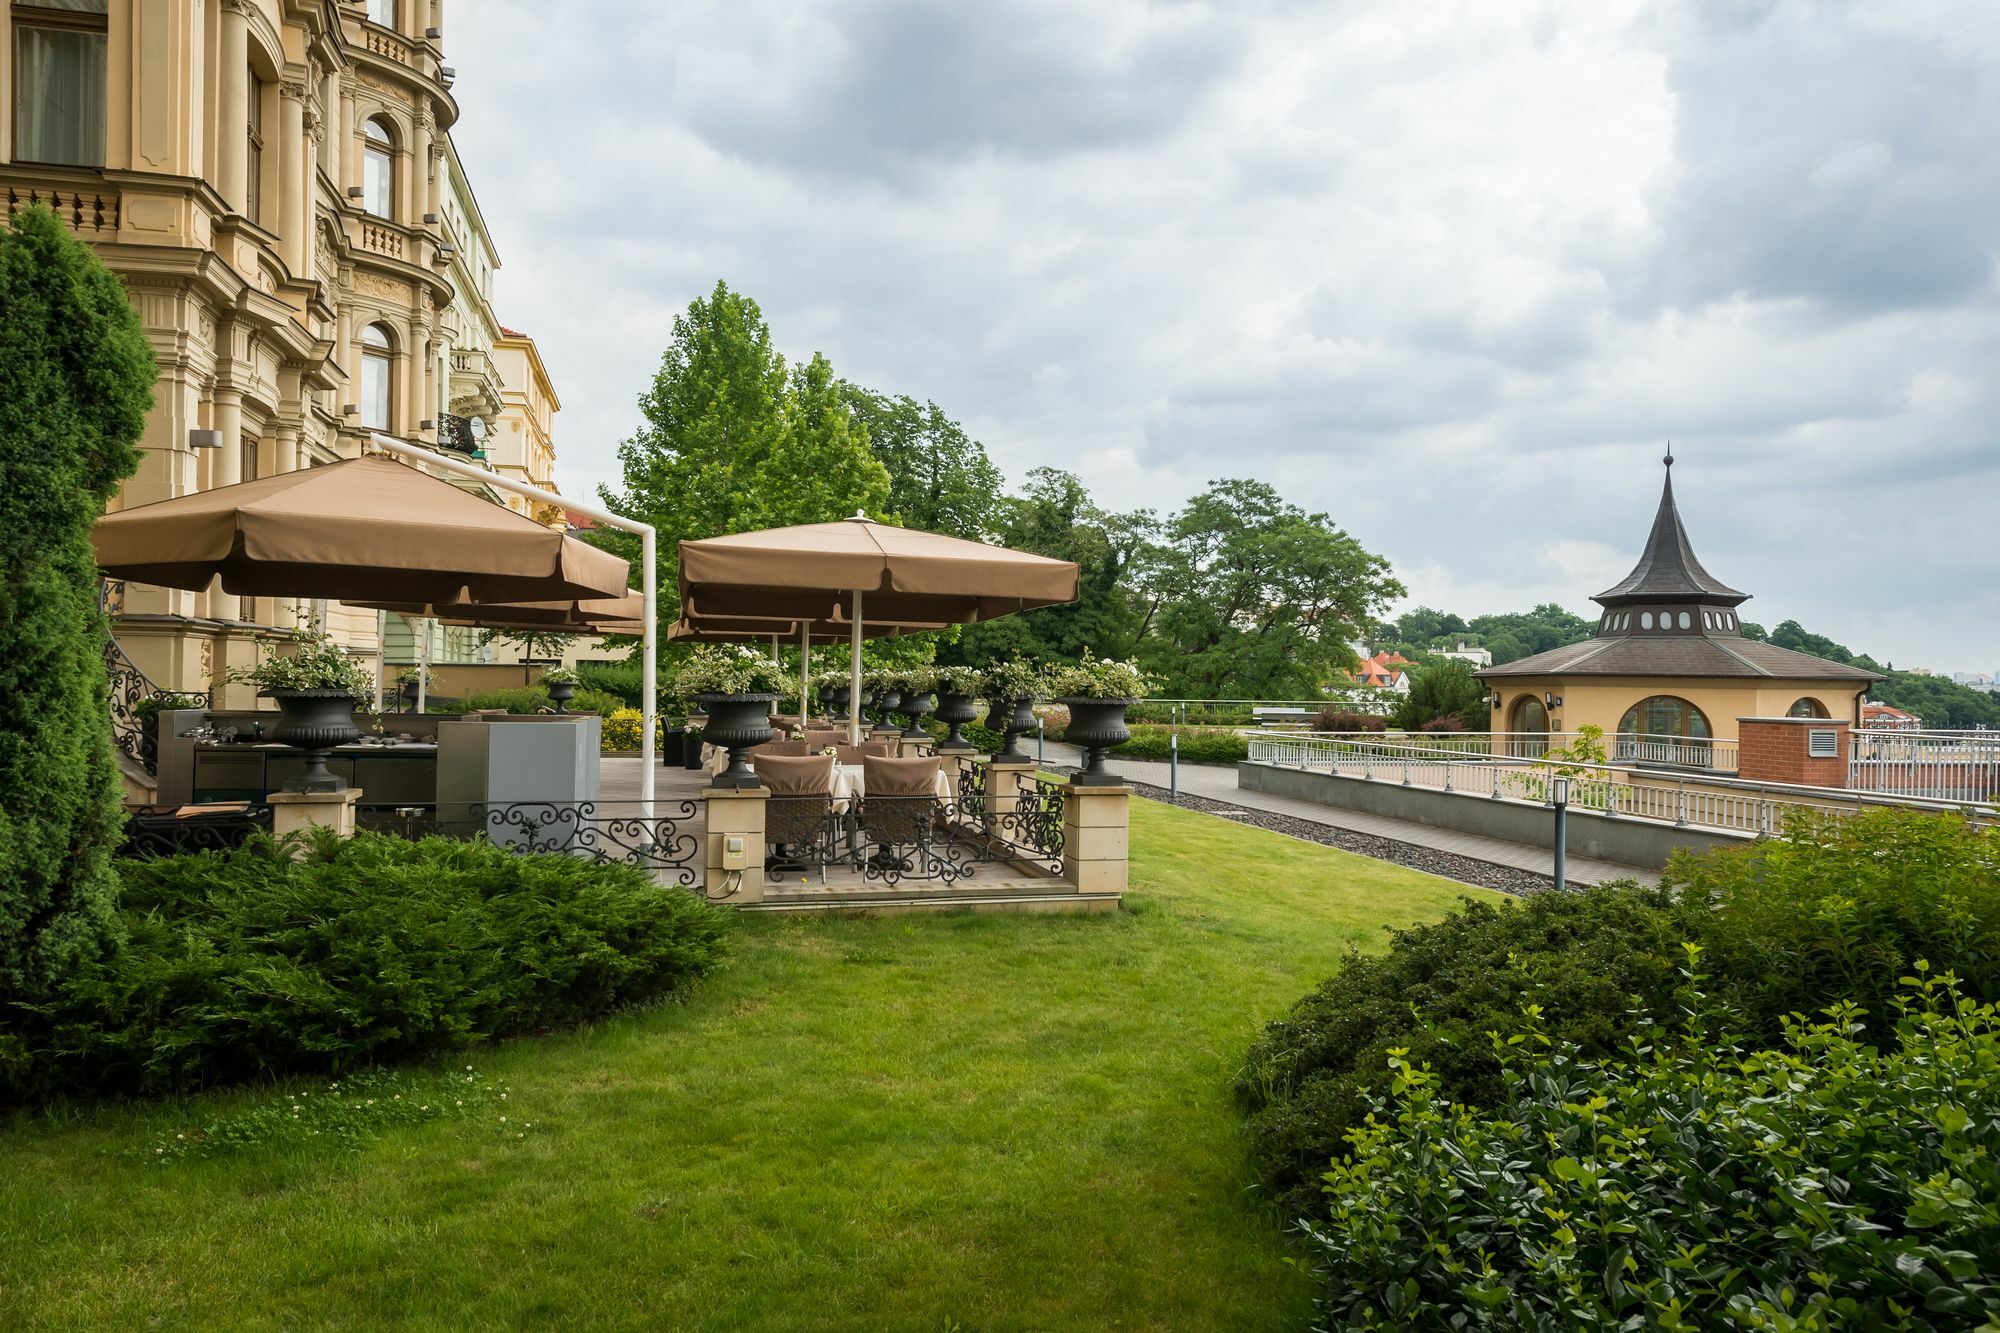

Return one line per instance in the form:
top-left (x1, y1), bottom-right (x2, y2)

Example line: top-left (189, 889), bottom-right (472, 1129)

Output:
top-left (1243, 731), bottom-right (1991, 838)
top-left (1849, 729), bottom-right (2000, 802)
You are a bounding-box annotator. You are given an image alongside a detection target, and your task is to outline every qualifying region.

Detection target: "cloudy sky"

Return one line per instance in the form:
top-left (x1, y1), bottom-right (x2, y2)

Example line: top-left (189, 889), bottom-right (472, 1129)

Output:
top-left (448, 0), bottom-right (2000, 673)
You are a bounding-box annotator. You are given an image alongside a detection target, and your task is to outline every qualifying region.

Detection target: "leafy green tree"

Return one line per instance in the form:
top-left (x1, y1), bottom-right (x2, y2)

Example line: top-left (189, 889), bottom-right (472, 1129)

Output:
top-left (1465, 603), bottom-right (1595, 663)
top-left (1393, 607), bottom-right (1468, 647)
top-left (597, 282), bottom-right (890, 656)
top-left (1392, 659), bottom-right (1491, 731)
top-left (1134, 479), bottom-right (1402, 698)
top-left (839, 384), bottom-right (1004, 540)
top-left (0, 206), bottom-right (155, 993)
top-left (944, 467), bottom-right (1151, 670)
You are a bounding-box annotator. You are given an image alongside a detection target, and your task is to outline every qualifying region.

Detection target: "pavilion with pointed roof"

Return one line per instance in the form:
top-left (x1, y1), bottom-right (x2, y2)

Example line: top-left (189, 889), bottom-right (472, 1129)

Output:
top-left (1478, 452), bottom-right (1881, 761)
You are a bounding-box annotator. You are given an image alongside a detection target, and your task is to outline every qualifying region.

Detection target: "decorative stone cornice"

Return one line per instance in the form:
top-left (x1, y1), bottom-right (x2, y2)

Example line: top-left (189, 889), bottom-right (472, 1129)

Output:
top-left (280, 80), bottom-right (310, 103)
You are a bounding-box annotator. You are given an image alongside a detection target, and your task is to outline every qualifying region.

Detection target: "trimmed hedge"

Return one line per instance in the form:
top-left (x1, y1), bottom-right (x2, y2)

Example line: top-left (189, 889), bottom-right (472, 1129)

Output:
top-left (0, 831), bottom-right (728, 1102)
top-left (577, 659), bottom-right (644, 708)
top-left (461, 684), bottom-right (627, 716)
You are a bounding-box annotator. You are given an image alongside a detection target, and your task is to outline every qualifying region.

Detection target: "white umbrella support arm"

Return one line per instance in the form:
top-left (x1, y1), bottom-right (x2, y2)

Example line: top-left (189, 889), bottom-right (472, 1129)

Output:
top-left (370, 435), bottom-right (660, 803)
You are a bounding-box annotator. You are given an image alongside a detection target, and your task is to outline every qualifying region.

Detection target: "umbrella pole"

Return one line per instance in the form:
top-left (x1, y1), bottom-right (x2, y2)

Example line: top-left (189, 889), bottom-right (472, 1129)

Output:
top-left (800, 621), bottom-right (810, 726)
top-left (417, 616), bottom-right (430, 714)
top-left (375, 609), bottom-right (387, 712)
top-left (849, 590), bottom-right (863, 746)
top-left (641, 525), bottom-right (656, 804)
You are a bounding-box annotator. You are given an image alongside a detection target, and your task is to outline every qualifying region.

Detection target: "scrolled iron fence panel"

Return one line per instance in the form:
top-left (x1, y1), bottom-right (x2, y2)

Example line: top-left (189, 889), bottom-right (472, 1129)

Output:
top-left (360, 799), bottom-right (704, 888)
top-left (119, 804), bottom-right (272, 857)
top-left (997, 771), bottom-right (1066, 867)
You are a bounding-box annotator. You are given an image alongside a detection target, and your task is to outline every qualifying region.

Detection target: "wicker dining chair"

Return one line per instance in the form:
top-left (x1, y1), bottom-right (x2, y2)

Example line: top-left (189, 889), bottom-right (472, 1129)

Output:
top-left (752, 752), bottom-right (838, 882)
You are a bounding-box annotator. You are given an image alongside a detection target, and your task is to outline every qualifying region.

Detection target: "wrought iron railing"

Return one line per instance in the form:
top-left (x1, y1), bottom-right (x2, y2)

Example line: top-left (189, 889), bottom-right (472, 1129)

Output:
top-left (120, 803), bottom-right (272, 857)
top-left (101, 580), bottom-right (211, 774)
top-left (764, 769), bottom-right (1066, 887)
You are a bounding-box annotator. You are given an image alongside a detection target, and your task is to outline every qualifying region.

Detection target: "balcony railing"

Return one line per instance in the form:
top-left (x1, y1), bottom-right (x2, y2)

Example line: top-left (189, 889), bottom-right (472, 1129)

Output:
top-left (5, 170), bottom-right (120, 236)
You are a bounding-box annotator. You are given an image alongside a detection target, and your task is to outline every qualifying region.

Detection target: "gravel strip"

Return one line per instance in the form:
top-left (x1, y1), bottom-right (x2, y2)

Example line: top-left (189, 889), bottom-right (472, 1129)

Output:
top-left (1058, 767), bottom-right (1580, 896)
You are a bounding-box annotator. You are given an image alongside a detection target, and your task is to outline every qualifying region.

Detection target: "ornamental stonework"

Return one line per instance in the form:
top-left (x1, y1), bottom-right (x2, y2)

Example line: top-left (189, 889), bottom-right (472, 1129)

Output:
top-left (352, 271), bottom-right (412, 302)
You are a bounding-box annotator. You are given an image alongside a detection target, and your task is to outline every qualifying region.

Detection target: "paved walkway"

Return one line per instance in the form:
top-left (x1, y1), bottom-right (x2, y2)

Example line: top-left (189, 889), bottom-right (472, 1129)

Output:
top-left (1038, 741), bottom-right (1659, 886)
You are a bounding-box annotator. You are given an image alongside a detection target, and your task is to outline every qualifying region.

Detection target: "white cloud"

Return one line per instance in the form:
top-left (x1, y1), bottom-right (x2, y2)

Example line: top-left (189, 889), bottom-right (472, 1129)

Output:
top-left (447, 0), bottom-right (2000, 670)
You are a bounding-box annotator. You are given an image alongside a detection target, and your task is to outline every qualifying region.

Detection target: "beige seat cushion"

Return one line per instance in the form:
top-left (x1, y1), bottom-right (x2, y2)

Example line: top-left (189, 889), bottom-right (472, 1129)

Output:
top-left (863, 754), bottom-right (940, 798)
top-left (752, 752), bottom-right (836, 796)
top-left (747, 739), bottom-right (809, 758)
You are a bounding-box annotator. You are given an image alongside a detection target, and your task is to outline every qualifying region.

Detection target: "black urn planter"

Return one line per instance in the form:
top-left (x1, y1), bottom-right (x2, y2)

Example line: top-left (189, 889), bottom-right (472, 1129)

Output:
top-left (899, 690), bottom-right (937, 739)
top-left (993, 696), bottom-right (1038, 762)
top-left (400, 678), bottom-right (420, 713)
top-left (873, 688), bottom-right (902, 728)
top-left (1060, 696), bottom-right (1132, 785)
top-left (694, 693), bottom-right (777, 788)
top-left (816, 684), bottom-right (833, 719)
top-left (829, 683), bottom-right (852, 721)
top-left (270, 689), bottom-right (362, 792)
top-left (546, 680), bottom-right (577, 713)
top-left (934, 692), bottom-right (978, 751)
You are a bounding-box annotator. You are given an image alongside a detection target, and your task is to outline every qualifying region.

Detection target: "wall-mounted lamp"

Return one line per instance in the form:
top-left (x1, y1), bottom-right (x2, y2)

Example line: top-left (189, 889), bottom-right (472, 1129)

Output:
top-left (346, 185), bottom-right (365, 199)
top-left (422, 212), bottom-right (440, 225)
top-left (436, 244), bottom-right (456, 260)
top-left (340, 403), bottom-right (359, 416)
top-left (439, 66), bottom-right (456, 84)
top-left (1544, 691), bottom-right (1562, 709)
top-left (425, 26), bottom-right (443, 38)
top-left (418, 418), bottom-right (436, 432)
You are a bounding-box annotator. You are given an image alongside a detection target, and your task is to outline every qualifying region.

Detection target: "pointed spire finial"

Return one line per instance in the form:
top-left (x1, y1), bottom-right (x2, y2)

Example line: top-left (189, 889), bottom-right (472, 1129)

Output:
top-left (1664, 440), bottom-right (1674, 469)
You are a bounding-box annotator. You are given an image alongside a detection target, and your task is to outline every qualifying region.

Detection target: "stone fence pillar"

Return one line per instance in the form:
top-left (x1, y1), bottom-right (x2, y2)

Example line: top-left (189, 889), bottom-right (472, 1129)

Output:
top-left (1062, 780), bottom-right (1130, 896)
top-left (703, 785), bottom-right (768, 904)
top-left (269, 787), bottom-right (361, 841)
top-left (1737, 717), bottom-right (1850, 788)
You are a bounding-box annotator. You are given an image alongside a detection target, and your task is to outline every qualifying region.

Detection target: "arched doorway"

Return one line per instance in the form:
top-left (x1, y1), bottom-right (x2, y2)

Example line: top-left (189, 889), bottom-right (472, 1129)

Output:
top-left (1618, 695), bottom-right (1712, 766)
top-left (1508, 694), bottom-right (1549, 757)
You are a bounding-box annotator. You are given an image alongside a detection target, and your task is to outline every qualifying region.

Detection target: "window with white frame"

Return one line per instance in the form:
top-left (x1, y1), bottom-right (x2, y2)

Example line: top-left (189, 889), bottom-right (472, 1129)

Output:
top-left (362, 118), bottom-right (395, 218)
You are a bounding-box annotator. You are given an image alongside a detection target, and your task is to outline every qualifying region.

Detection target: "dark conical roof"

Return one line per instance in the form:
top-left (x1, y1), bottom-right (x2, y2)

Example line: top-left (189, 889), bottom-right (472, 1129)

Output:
top-left (1592, 451), bottom-right (1749, 608)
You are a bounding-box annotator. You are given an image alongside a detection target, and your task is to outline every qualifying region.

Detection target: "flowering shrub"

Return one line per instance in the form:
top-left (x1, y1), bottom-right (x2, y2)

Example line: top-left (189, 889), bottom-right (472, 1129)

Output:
top-left (894, 665), bottom-right (939, 694)
top-left (394, 665), bottom-right (432, 687)
top-left (540, 664), bottom-right (580, 685)
top-left (230, 623), bottom-right (372, 698)
top-left (1312, 708), bottom-right (1388, 732)
top-left (1046, 652), bottom-right (1152, 700)
top-left (1300, 966), bottom-right (2000, 1331)
top-left (672, 644), bottom-right (787, 698)
top-left (986, 659), bottom-right (1047, 699)
top-left (600, 708), bottom-right (665, 752)
top-left (932, 665), bottom-right (984, 696)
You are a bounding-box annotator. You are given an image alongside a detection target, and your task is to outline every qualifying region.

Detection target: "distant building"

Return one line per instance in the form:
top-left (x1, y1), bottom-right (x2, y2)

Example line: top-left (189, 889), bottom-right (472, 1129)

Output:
top-left (1863, 702), bottom-right (1924, 731)
top-left (1437, 642), bottom-right (1493, 668)
top-left (1351, 651), bottom-right (1412, 692)
top-left (1478, 454), bottom-right (1882, 752)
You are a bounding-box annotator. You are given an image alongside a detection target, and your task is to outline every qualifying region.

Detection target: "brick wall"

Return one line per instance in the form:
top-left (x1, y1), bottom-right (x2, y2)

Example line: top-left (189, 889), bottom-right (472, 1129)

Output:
top-left (1737, 717), bottom-right (1850, 788)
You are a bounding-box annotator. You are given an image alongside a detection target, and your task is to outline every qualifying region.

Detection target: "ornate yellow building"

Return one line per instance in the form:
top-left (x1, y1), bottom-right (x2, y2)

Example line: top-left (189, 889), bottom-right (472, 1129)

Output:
top-left (1480, 456), bottom-right (1881, 761)
top-left (0, 0), bottom-right (562, 707)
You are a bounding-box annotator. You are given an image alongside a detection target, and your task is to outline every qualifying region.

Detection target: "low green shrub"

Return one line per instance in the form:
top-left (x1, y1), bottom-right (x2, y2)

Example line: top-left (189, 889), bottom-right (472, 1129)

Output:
top-left (1110, 725), bottom-right (1248, 764)
top-left (1128, 702), bottom-right (1257, 726)
top-left (462, 685), bottom-right (625, 716)
top-left (1238, 885), bottom-right (1683, 1217)
top-left (1301, 968), bottom-right (2000, 1331)
top-left (1668, 807), bottom-right (2000, 1038)
top-left (1, 831), bottom-right (728, 1103)
top-left (577, 659), bottom-right (643, 707)
top-left (1243, 808), bottom-right (2000, 1223)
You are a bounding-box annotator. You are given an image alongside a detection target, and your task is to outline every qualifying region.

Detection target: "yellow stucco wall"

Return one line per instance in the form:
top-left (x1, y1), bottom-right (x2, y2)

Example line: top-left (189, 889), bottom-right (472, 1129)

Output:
top-left (1489, 675), bottom-right (1868, 741)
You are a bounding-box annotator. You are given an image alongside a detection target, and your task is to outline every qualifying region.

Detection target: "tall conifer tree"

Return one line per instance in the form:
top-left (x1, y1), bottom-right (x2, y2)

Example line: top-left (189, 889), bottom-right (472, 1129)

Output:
top-left (0, 206), bottom-right (155, 993)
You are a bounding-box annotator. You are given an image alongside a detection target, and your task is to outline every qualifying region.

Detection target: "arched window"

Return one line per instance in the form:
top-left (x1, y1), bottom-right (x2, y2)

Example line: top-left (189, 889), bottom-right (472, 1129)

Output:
top-left (1787, 697), bottom-right (1830, 719)
top-left (1619, 695), bottom-right (1711, 741)
top-left (362, 117), bottom-right (395, 217)
top-left (1508, 695), bottom-right (1549, 756)
top-left (360, 323), bottom-right (393, 429)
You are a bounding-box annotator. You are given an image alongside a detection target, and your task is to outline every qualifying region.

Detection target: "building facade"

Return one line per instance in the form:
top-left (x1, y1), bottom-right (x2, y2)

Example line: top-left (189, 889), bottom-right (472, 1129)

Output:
top-left (1479, 456), bottom-right (1882, 757)
top-left (1, 0), bottom-right (563, 706)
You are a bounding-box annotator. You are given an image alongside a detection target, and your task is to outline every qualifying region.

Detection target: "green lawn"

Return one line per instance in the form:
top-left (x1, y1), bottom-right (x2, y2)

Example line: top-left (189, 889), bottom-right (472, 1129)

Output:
top-left (1, 798), bottom-right (1497, 1331)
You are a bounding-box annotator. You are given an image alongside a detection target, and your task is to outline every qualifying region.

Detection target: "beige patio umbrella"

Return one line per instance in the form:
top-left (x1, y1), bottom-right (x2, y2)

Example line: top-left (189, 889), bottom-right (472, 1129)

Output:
top-left (679, 514), bottom-right (1078, 742)
top-left (92, 454), bottom-right (630, 604)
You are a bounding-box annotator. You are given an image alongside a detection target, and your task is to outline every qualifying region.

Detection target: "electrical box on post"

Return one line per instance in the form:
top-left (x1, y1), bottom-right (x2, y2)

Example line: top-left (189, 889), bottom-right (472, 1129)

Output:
top-left (721, 834), bottom-right (751, 871)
